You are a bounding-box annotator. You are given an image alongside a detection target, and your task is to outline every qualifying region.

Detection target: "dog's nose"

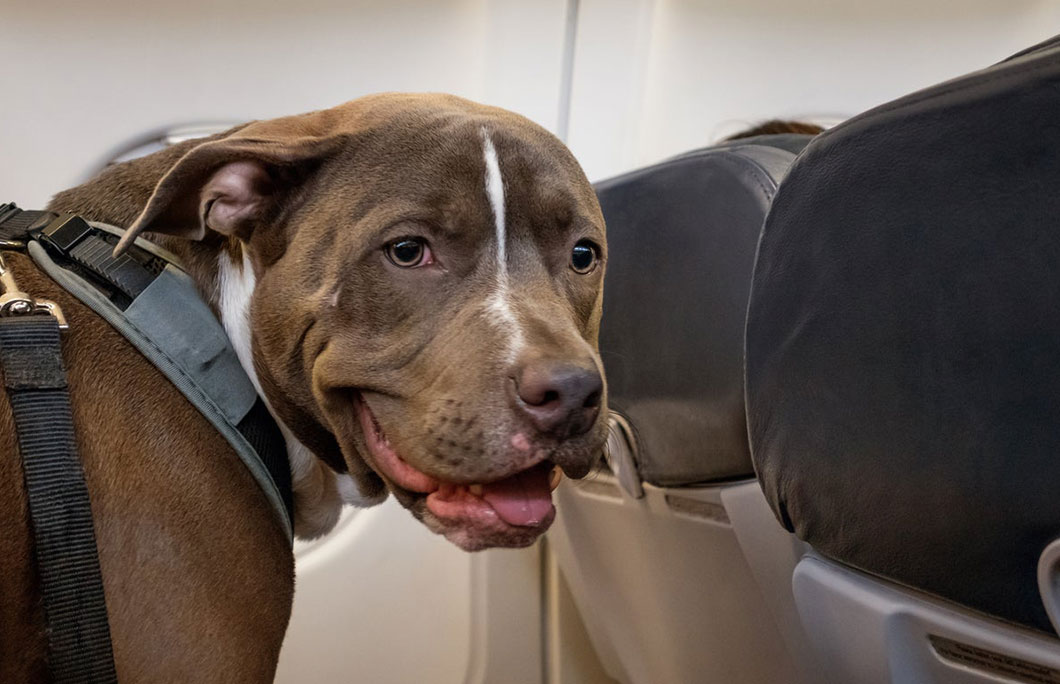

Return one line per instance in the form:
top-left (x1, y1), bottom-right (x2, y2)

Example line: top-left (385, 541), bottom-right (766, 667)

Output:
top-left (513, 359), bottom-right (603, 438)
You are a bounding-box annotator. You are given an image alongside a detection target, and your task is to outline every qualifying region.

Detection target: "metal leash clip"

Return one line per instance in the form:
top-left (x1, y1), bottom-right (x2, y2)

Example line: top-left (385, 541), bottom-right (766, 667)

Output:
top-left (0, 252), bottom-right (68, 330)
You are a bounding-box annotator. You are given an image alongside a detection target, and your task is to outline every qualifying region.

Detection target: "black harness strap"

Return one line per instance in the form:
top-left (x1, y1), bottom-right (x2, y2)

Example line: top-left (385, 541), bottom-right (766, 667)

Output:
top-left (1, 205), bottom-right (162, 307)
top-left (0, 316), bottom-right (118, 683)
top-left (0, 203), bottom-right (295, 680)
top-left (0, 204), bottom-right (55, 239)
top-left (237, 397), bottom-right (294, 520)
top-left (36, 213), bottom-right (159, 301)
top-left (2, 204), bottom-right (294, 525)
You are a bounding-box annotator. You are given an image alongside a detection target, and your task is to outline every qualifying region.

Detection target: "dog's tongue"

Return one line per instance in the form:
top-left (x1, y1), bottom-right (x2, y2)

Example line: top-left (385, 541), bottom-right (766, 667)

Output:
top-left (480, 465), bottom-right (554, 527)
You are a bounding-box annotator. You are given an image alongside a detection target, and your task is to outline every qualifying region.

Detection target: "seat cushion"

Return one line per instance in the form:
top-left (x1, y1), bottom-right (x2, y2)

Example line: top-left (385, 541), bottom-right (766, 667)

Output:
top-left (597, 137), bottom-right (810, 486)
top-left (745, 35), bottom-right (1060, 632)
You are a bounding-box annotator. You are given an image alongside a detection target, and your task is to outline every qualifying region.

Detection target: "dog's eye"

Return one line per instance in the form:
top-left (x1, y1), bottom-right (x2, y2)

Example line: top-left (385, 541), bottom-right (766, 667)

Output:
top-left (570, 240), bottom-right (599, 274)
top-left (385, 237), bottom-right (433, 268)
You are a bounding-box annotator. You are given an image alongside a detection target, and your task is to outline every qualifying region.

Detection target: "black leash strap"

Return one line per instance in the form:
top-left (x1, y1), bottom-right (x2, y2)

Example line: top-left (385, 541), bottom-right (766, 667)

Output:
top-left (0, 316), bottom-right (118, 683)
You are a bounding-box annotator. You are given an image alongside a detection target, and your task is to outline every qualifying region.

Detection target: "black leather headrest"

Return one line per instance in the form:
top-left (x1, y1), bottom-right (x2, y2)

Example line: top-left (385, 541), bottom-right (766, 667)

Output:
top-left (745, 35), bottom-right (1060, 632)
top-left (597, 136), bottom-right (811, 487)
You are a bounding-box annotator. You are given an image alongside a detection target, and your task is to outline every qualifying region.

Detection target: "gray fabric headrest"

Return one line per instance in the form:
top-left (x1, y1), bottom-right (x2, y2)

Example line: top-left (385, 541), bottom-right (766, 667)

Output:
top-left (596, 138), bottom-right (807, 486)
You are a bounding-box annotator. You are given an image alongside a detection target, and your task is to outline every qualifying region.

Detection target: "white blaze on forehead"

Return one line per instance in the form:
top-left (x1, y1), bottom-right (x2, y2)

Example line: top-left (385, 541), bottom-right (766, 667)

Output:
top-left (481, 129), bottom-right (524, 360)
top-left (482, 131), bottom-right (507, 271)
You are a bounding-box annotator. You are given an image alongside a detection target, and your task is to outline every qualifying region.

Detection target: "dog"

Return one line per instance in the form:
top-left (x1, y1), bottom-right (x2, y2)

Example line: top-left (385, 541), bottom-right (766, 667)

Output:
top-left (0, 93), bottom-right (608, 682)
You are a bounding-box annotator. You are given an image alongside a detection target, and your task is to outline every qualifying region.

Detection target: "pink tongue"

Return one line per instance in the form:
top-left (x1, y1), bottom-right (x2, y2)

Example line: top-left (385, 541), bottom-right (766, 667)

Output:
top-left (481, 466), bottom-right (554, 527)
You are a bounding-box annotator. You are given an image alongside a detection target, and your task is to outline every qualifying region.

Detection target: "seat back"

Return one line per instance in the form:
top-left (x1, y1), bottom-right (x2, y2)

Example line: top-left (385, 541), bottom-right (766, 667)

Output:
top-left (745, 32), bottom-right (1060, 684)
top-left (598, 136), bottom-right (806, 486)
top-left (747, 32), bottom-right (1060, 634)
top-left (550, 136), bottom-right (819, 684)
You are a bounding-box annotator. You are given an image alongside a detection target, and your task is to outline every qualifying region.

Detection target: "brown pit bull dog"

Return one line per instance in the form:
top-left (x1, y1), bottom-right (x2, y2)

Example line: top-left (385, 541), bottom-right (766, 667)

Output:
top-left (0, 93), bottom-right (607, 682)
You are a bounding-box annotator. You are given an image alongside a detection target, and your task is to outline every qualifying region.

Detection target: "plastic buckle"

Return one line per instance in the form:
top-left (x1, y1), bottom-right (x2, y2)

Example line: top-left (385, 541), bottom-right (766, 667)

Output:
top-left (34, 213), bottom-right (94, 255)
top-left (0, 202), bottom-right (21, 226)
top-left (0, 252), bottom-right (68, 331)
top-left (0, 203), bottom-right (26, 249)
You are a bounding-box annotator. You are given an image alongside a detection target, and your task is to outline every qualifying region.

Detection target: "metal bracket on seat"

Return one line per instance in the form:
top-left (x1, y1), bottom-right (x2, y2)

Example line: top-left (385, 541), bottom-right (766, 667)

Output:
top-left (1037, 538), bottom-right (1060, 637)
top-left (603, 413), bottom-right (644, 499)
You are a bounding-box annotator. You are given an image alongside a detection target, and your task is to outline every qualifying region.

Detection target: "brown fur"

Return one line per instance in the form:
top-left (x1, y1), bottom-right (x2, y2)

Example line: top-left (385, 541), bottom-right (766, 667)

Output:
top-left (0, 252), bottom-right (292, 682)
top-left (724, 119), bottom-right (824, 140)
top-left (3, 93), bottom-right (607, 679)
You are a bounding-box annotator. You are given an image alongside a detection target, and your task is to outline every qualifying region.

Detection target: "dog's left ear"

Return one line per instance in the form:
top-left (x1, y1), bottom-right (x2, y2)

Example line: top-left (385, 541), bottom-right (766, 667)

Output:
top-left (114, 133), bottom-right (342, 256)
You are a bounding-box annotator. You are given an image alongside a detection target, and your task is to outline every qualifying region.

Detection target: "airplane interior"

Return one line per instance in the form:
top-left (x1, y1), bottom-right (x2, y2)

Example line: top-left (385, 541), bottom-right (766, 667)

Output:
top-left (4, 2), bottom-right (1060, 683)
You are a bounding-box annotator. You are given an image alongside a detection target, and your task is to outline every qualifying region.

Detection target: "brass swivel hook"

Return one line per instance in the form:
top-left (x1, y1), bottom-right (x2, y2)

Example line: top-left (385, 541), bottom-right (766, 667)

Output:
top-left (0, 251), bottom-right (68, 330)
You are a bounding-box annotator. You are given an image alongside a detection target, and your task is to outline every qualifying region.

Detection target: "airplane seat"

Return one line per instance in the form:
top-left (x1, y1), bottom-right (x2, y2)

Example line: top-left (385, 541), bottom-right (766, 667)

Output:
top-left (548, 134), bottom-right (822, 684)
top-left (745, 33), bottom-right (1060, 683)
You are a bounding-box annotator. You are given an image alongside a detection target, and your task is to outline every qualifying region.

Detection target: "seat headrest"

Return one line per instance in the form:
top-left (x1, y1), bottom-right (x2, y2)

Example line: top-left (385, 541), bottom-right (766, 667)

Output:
top-left (597, 137), bottom-right (810, 487)
top-left (745, 35), bottom-right (1060, 632)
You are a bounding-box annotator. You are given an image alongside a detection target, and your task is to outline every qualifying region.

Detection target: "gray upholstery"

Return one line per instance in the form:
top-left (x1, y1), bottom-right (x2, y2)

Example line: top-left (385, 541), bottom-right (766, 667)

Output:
top-left (746, 35), bottom-right (1060, 633)
top-left (595, 136), bottom-right (811, 487)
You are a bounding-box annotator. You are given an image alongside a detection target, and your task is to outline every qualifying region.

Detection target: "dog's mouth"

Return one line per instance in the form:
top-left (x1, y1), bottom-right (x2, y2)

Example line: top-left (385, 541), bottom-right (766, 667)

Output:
top-left (353, 394), bottom-right (562, 550)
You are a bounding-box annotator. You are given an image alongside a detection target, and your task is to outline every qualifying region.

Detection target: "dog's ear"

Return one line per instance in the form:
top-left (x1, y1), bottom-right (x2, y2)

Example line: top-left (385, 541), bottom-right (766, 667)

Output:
top-left (114, 134), bottom-right (341, 256)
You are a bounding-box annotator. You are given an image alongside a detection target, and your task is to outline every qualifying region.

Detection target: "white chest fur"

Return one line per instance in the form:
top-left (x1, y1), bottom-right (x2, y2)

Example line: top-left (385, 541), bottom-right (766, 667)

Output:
top-left (216, 248), bottom-right (372, 539)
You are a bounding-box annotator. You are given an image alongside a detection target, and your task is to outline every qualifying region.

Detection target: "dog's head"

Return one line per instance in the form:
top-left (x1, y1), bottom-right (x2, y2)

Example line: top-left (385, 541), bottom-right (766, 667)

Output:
top-left (118, 94), bottom-right (607, 550)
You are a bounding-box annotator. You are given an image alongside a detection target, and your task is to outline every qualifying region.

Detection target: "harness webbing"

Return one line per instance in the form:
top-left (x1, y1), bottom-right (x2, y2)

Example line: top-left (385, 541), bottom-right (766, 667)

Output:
top-left (0, 208), bottom-right (160, 305)
top-left (39, 213), bottom-right (159, 301)
top-left (0, 317), bottom-right (118, 684)
top-left (0, 202), bottom-right (296, 683)
top-left (0, 204), bottom-right (52, 237)
top-left (0, 204), bottom-right (294, 532)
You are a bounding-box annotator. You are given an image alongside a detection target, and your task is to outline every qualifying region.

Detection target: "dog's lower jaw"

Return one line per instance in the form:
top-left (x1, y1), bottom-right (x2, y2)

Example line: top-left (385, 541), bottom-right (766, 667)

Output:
top-left (411, 497), bottom-right (553, 552)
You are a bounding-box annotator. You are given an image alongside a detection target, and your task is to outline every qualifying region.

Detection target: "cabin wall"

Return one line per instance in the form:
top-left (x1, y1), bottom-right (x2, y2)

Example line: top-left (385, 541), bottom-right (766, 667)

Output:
top-left (565, 0), bottom-right (1060, 180)
top-left (5, 0), bottom-right (1059, 203)
top-left (2, 3), bottom-right (1058, 683)
top-left (0, 0), bottom-right (569, 206)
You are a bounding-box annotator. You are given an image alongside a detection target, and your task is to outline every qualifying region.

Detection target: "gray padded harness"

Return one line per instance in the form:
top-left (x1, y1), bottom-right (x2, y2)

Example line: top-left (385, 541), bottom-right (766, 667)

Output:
top-left (26, 224), bottom-right (294, 540)
top-left (0, 204), bottom-right (293, 536)
top-left (0, 203), bottom-right (293, 682)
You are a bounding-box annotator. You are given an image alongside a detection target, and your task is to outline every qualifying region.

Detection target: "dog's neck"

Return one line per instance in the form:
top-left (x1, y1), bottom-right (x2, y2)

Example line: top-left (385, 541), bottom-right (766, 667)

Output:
top-left (45, 138), bottom-right (362, 539)
top-left (209, 244), bottom-right (372, 538)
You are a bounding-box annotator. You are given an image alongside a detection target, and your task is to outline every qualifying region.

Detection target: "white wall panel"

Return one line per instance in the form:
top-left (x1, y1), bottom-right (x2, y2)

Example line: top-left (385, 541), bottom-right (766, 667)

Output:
top-left (276, 502), bottom-right (472, 684)
top-left (0, 0), bottom-right (568, 206)
top-left (567, 0), bottom-right (1060, 181)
